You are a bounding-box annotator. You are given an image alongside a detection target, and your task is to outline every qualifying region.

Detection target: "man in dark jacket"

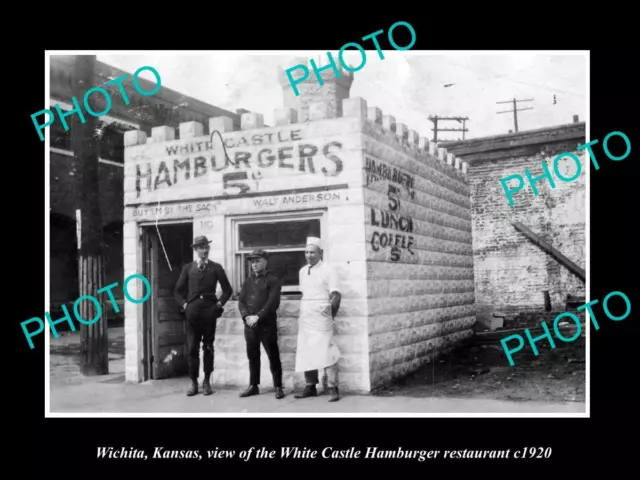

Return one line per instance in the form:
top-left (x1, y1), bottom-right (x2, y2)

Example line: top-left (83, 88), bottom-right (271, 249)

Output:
top-left (237, 249), bottom-right (284, 399)
top-left (174, 235), bottom-right (232, 396)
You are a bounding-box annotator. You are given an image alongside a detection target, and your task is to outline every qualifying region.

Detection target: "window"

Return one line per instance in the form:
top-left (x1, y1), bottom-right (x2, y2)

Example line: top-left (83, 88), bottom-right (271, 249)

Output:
top-left (49, 104), bottom-right (134, 164)
top-left (229, 211), bottom-right (325, 296)
top-left (99, 123), bottom-right (128, 163)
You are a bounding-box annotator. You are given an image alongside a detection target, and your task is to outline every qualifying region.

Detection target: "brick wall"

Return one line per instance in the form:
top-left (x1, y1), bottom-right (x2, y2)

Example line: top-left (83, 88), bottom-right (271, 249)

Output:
top-left (443, 123), bottom-right (586, 328)
top-left (50, 152), bottom-right (124, 227)
top-left (50, 56), bottom-right (242, 133)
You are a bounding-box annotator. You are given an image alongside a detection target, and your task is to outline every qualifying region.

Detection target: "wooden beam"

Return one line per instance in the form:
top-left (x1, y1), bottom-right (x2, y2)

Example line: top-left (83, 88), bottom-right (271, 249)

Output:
top-left (511, 221), bottom-right (585, 282)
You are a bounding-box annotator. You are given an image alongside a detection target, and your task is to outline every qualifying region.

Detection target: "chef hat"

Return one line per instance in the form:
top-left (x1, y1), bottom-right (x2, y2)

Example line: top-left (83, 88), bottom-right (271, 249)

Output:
top-left (306, 236), bottom-right (322, 248)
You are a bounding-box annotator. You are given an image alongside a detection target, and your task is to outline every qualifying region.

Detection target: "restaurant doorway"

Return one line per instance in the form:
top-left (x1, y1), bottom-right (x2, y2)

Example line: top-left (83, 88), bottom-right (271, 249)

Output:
top-left (141, 221), bottom-right (193, 380)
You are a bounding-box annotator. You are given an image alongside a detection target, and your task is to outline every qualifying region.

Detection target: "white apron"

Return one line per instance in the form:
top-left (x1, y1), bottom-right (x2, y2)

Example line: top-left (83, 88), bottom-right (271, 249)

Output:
top-left (295, 298), bottom-right (341, 372)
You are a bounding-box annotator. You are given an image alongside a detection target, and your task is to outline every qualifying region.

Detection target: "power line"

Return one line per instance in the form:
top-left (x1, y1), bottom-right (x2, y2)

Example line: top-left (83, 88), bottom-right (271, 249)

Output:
top-left (496, 98), bottom-right (534, 133)
top-left (428, 115), bottom-right (469, 142)
top-left (442, 59), bottom-right (585, 97)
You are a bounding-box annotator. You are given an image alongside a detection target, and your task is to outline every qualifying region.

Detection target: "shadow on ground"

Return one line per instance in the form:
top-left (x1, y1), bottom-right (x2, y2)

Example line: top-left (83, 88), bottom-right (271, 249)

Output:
top-left (370, 333), bottom-right (586, 403)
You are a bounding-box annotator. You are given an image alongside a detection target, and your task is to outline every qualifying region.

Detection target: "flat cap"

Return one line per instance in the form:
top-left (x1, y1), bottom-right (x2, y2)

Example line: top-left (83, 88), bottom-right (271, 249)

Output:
top-left (247, 249), bottom-right (268, 260)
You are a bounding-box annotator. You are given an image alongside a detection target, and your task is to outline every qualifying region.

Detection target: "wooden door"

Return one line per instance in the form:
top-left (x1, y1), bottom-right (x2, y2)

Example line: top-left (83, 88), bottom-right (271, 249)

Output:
top-left (149, 225), bottom-right (189, 379)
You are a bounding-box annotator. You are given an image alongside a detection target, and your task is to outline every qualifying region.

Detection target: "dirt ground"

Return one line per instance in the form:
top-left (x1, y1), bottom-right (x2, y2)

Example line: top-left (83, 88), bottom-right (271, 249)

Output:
top-left (370, 333), bottom-right (586, 403)
top-left (50, 326), bottom-right (586, 404)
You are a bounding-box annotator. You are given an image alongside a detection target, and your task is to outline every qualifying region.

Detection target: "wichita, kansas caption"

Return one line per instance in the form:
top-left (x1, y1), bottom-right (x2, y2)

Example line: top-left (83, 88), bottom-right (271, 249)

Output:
top-left (97, 447), bottom-right (204, 460)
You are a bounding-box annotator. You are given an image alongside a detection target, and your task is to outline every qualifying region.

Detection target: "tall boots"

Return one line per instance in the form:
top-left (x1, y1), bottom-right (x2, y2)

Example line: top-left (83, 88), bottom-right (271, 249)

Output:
top-left (186, 374), bottom-right (213, 396)
top-left (186, 378), bottom-right (198, 396)
top-left (203, 373), bottom-right (213, 396)
top-left (328, 387), bottom-right (340, 402)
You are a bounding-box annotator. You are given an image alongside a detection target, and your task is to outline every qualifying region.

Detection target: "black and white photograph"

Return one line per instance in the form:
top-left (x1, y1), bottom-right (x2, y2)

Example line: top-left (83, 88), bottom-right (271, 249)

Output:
top-left (42, 50), bottom-right (592, 416)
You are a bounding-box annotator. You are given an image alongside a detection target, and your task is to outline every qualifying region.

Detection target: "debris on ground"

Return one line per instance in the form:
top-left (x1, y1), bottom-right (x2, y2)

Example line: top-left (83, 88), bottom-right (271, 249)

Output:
top-left (371, 333), bottom-right (585, 403)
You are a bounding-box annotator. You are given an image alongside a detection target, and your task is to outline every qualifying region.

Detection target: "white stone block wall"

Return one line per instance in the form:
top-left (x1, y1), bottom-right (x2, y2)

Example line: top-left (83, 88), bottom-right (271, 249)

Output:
top-left (122, 96), bottom-right (476, 392)
top-left (360, 99), bottom-right (475, 390)
top-left (123, 98), bottom-right (374, 393)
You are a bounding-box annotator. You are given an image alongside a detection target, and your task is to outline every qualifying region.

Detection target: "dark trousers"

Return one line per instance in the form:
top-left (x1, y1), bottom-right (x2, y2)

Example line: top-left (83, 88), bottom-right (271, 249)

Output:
top-left (186, 299), bottom-right (220, 380)
top-left (304, 364), bottom-right (339, 388)
top-left (244, 320), bottom-right (282, 388)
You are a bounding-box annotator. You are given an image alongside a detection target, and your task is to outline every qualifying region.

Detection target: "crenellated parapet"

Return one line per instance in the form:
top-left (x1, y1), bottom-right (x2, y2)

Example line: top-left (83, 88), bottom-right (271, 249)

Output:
top-left (124, 97), bottom-right (470, 183)
top-left (345, 98), bottom-right (470, 183)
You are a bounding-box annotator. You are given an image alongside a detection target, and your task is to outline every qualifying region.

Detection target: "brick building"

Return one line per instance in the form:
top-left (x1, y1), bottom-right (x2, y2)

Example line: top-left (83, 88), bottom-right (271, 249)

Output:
top-left (49, 56), bottom-right (243, 321)
top-left (442, 120), bottom-right (586, 329)
top-left (121, 58), bottom-right (476, 392)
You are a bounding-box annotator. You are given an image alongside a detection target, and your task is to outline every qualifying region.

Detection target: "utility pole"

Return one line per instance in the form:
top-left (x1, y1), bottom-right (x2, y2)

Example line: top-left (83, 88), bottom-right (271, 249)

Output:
top-left (71, 55), bottom-right (109, 375)
top-left (428, 115), bottom-right (469, 142)
top-left (496, 98), bottom-right (534, 132)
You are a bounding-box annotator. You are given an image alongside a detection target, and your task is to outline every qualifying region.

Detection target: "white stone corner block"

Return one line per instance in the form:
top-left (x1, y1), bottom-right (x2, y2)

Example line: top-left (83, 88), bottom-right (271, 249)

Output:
top-left (395, 123), bottom-right (408, 140)
top-left (209, 116), bottom-right (234, 133)
top-left (462, 161), bottom-right (469, 174)
top-left (418, 136), bottom-right (429, 152)
top-left (241, 112), bottom-right (264, 130)
top-left (309, 101), bottom-right (332, 120)
top-left (429, 142), bottom-right (438, 156)
top-left (367, 107), bottom-right (383, 124)
top-left (342, 97), bottom-right (368, 118)
top-left (151, 126), bottom-right (175, 143)
top-left (179, 121), bottom-right (204, 139)
top-left (438, 147), bottom-right (447, 162)
top-left (408, 129), bottom-right (419, 145)
top-left (382, 115), bottom-right (396, 132)
top-left (446, 152), bottom-right (455, 166)
top-left (124, 130), bottom-right (147, 147)
top-left (455, 157), bottom-right (462, 170)
top-left (274, 107), bottom-right (298, 126)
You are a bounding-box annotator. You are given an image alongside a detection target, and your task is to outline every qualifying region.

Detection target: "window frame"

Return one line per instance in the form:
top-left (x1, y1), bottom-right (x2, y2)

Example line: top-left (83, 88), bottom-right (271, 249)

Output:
top-left (48, 99), bottom-right (139, 163)
top-left (226, 209), bottom-right (327, 298)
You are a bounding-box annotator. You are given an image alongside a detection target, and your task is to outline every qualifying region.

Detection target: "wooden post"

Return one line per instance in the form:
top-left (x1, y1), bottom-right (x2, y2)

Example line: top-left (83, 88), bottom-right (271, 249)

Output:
top-left (432, 116), bottom-right (438, 142)
top-left (71, 55), bottom-right (109, 375)
top-left (511, 221), bottom-right (585, 283)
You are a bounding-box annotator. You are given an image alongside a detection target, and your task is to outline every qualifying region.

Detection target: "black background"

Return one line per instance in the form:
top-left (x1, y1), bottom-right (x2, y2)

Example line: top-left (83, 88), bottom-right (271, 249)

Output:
top-left (12, 11), bottom-right (636, 475)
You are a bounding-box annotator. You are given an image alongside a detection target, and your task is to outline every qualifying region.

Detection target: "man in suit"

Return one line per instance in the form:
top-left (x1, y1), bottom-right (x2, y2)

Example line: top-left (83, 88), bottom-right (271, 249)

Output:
top-left (237, 249), bottom-right (284, 399)
top-left (174, 235), bottom-right (233, 396)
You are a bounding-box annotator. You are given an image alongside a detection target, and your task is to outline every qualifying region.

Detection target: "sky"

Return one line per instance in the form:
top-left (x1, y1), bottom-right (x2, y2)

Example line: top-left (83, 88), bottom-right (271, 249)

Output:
top-left (97, 51), bottom-right (587, 141)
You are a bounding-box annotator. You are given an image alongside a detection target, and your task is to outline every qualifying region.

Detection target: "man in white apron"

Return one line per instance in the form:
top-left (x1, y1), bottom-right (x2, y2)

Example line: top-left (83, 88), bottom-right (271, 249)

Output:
top-left (294, 237), bottom-right (342, 402)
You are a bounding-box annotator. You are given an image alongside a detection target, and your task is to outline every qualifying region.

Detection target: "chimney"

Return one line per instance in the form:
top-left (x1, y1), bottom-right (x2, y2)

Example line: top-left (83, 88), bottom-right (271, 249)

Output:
top-left (573, 114), bottom-right (579, 123)
top-left (278, 56), bottom-right (355, 121)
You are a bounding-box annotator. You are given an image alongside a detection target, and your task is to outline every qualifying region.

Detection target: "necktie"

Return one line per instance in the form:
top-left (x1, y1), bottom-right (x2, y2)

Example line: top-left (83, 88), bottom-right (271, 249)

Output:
top-left (308, 264), bottom-right (313, 275)
top-left (198, 259), bottom-right (205, 271)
